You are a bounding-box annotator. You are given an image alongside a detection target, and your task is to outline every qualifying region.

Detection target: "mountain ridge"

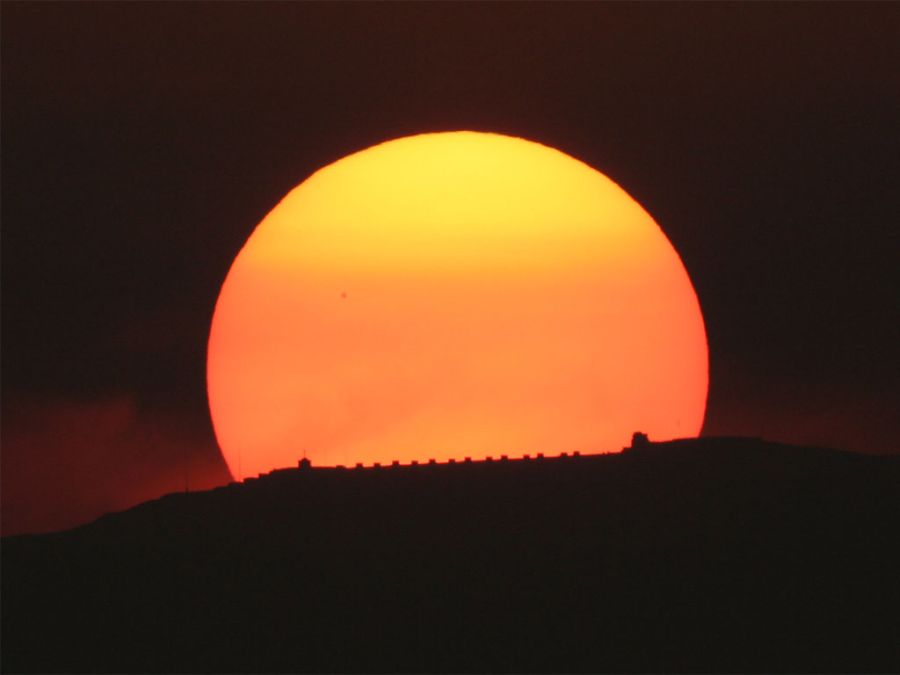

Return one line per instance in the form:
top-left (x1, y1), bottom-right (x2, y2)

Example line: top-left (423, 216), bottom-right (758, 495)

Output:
top-left (3, 436), bottom-right (899, 673)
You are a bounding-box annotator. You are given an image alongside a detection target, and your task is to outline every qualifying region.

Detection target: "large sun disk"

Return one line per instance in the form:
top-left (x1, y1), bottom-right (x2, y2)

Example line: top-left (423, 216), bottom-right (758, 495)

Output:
top-left (208, 131), bottom-right (708, 478)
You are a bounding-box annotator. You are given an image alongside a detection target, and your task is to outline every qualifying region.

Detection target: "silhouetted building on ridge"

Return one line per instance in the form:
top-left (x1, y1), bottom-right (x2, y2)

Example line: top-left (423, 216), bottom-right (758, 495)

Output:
top-left (630, 431), bottom-right (651, 450)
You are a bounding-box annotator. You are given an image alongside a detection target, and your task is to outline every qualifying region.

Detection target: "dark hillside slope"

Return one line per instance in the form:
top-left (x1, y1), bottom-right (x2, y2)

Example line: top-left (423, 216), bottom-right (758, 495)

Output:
top-left (3, 438), bottom-right (899, 673)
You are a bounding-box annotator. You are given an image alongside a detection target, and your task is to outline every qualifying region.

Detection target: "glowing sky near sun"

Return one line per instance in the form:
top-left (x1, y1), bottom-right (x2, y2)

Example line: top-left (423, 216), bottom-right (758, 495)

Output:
top-left (207, 131), bottom-right (708, 478)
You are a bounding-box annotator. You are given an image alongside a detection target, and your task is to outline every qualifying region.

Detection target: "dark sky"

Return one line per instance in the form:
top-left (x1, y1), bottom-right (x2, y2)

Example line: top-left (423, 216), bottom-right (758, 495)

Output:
top-left (3, 2), bottom-right (898, 535)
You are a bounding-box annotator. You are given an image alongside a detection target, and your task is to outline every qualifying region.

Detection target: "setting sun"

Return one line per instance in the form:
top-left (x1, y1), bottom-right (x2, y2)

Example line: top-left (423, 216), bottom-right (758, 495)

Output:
top-left (207, 131), bottom-right (708, 478)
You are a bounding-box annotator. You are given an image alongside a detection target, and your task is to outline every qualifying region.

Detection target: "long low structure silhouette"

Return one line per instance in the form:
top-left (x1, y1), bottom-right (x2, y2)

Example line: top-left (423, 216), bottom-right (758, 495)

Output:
top-left (3, 436), bottom-right (899, 673)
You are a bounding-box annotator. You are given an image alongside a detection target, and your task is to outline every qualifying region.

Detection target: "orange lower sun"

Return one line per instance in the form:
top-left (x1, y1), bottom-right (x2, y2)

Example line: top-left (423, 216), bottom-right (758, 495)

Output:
top-left (207, 131), bottom-right (708, 478)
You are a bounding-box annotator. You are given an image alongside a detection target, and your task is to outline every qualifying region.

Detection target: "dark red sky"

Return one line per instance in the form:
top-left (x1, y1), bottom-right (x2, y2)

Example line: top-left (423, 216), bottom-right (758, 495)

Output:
top-left (3, 2), bottom-right (898, 535)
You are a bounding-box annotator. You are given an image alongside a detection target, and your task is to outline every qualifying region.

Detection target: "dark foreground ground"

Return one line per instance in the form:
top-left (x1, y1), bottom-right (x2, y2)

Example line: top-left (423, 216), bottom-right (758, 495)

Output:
top-left (3, 437), bottom-right (899, 673)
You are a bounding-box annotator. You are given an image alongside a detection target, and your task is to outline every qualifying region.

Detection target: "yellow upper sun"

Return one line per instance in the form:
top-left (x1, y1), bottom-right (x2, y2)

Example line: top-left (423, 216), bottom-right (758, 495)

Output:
top-left (208, 131), bottom-right (708, 478)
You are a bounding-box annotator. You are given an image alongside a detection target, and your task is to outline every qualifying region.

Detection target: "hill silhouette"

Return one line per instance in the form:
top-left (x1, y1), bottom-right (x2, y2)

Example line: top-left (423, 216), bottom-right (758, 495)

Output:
top-left (3, 437), bottom-right (899, 673)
